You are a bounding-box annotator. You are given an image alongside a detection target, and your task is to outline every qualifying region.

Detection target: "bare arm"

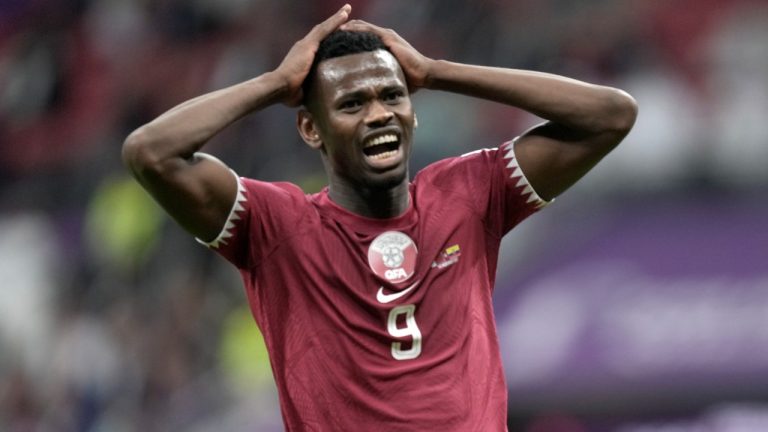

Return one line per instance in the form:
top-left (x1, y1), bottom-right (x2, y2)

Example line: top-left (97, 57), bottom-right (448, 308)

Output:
top-left (341, 20), bottom-right (638, 201)
top-left (122, 73), bottom-right (289, 241)
top-left (122, 5), bottom-right (352, 241)
top-left (424, 64), bottom-right (637, 200)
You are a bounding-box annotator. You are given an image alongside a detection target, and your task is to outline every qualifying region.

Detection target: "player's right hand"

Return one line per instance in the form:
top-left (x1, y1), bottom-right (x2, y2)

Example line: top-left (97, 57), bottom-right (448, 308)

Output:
top-left (274, 4), bottom-right (351, 107)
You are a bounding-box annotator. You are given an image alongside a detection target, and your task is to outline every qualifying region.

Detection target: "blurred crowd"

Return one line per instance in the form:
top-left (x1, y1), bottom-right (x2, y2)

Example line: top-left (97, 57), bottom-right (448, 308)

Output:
top-left (1, 0), bottom-right (766, 430)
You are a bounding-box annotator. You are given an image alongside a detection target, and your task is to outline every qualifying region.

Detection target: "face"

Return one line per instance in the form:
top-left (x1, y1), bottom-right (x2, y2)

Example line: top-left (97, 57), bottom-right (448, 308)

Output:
top-left (303, 50), bottom-right (415, 191)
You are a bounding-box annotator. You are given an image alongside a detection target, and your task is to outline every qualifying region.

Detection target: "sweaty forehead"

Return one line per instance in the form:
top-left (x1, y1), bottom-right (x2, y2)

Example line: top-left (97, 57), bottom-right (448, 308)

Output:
top-left (316, 50), bottom-right (405, 97)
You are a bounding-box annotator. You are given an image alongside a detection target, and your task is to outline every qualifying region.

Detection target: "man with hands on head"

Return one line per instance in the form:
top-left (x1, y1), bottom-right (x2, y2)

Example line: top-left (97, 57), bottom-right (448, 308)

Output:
top-left (123, 4), bottom-right (636, 431)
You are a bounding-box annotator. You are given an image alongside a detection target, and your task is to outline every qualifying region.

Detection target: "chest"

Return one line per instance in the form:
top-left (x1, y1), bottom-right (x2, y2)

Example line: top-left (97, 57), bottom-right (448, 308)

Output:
top-left (278, 204), bottom-right (489, 308)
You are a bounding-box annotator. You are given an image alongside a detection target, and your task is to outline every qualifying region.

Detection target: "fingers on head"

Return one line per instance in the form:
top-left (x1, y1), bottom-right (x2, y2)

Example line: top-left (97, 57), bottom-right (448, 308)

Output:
top-left (329, 4), bottom-right (351, 22)
top-left (313, 5), bottom-right (351, 37)
top-left (341, 20), bottom-right (368, 32)
top-left (343, 20), bottom-right (389, 36)
top-left (345, 19), bottom-right (372, 29)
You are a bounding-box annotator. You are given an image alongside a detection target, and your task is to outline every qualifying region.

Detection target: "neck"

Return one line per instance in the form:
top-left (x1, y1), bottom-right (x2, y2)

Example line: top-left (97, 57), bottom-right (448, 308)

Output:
top-left (328, 179), bottom-right (410, 219)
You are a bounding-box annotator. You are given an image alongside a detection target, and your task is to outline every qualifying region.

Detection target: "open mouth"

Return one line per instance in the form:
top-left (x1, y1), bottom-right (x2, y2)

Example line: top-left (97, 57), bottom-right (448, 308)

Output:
top-left (363, 133), bottom-right (400, 161)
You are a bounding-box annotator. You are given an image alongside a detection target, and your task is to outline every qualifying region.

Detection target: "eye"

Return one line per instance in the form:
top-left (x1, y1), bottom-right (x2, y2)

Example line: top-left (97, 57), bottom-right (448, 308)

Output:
top-left (339, 99), bottom-right (362, 112)
top-left (382, 91), bottom-right (404, 104)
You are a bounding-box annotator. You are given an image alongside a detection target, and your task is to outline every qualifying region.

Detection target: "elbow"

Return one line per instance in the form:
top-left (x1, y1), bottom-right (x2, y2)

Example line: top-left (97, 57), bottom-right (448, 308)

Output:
top-left (604, 88), bottom-right (638, 136)
top-left (122, 127), bottom-right (162, 177)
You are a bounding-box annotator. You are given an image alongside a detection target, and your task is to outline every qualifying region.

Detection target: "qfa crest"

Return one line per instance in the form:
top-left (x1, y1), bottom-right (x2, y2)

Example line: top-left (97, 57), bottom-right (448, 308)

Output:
top-left (367, 231), bottom-right (417, 283)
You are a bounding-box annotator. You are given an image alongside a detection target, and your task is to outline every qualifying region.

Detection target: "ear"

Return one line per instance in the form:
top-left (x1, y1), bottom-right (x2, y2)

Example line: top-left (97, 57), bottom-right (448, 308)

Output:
top-left (297, 109), bottom-right (323, 150)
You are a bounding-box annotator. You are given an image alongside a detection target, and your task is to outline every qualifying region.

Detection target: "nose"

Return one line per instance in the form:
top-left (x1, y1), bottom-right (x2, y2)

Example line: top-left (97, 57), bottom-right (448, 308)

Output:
top-left (364, 100), bottom-right (394, 126)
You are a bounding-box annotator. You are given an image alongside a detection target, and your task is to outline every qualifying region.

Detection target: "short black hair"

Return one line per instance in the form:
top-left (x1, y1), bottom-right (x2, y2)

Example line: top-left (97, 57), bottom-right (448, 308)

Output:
top-left (302, 30), bottom-right (389, 106)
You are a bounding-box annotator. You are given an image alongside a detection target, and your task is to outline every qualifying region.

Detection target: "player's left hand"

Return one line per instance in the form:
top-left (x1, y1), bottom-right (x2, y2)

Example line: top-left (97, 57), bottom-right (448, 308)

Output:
top-left (340, 20), bottom-right (434, 93)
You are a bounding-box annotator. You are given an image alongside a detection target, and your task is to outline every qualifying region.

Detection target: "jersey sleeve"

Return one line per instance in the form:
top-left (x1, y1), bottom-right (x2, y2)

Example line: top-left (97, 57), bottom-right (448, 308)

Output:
top-left (426, 137), bottom-right (551, 238)
top-left (489, 138), bottom-right (551, 235)
top-left (195, 172), bottom-right (309, 269)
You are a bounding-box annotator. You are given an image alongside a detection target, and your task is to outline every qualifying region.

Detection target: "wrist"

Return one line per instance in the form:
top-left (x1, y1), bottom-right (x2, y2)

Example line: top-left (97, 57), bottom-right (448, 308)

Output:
top-left (421, 59), bottom-right (449, 91)
top-left (258, 70), bottom-right (293, 104)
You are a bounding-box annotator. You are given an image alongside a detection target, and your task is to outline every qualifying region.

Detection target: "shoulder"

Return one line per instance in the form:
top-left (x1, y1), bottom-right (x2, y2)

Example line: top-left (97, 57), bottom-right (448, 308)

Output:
top-left (414, 147), bottom-right (501, 188)
top-left (232, 177), bottom-right (317, 232)
top-left (411, 148), bottom-right (502, 215)
top-left (240, 177), bottom-right (306, 197)
top-left (239, 177), bottom-right (311, 208)
top-left (212, 178), bottom-right (316, 266)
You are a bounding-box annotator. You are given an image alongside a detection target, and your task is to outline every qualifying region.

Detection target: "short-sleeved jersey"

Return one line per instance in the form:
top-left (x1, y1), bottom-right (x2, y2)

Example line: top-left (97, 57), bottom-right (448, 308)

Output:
top-left (202, 140), bottom-right (548, 431)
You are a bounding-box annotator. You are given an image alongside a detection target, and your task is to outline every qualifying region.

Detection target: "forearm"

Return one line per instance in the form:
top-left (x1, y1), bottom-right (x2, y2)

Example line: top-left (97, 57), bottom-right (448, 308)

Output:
top-left (425, 60), bottom-right (636, 134)
top-left (123, 71), bottom-right (288, 171)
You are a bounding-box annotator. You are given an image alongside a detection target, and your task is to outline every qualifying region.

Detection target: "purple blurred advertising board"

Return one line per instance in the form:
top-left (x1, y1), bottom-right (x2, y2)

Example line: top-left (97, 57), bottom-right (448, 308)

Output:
top-left (496, 194), bottom-right (768, 405)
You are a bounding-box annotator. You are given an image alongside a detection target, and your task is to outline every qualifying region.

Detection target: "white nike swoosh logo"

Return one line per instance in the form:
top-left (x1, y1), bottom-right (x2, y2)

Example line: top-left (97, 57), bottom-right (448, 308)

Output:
top-left (376, 281), bottom-right (420, 304)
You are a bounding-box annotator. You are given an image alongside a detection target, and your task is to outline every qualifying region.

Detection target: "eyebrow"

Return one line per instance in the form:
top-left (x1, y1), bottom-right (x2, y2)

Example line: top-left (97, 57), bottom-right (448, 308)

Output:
top-left (333, 83), bottom-right (407, 103)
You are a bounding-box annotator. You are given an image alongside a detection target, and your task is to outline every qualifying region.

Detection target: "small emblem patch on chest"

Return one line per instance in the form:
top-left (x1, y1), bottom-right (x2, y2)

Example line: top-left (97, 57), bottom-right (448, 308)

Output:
top-left (368, 231), bottom-right (417, 283)
top-left (431, 244), bottom-right (461, 269)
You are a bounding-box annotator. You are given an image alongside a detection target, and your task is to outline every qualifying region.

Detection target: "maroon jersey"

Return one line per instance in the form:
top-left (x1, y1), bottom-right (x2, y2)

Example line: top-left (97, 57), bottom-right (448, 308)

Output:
top-left (201, 140), bottom-right (548, 431)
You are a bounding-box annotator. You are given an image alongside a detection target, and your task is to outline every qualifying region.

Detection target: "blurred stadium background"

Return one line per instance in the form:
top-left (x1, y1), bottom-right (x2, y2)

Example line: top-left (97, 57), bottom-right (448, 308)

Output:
top-left (1, 0), bottom-right (767, 430)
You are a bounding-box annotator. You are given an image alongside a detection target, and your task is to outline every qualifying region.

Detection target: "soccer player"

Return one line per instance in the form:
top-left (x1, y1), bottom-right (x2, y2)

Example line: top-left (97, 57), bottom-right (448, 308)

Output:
top-left (122, 5), bottom-right (637, 431)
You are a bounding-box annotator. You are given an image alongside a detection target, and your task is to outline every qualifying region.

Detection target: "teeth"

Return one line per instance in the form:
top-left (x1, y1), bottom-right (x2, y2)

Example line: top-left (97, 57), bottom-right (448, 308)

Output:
top-left (367, 149), bottom-right (398, 160)
top-left (365, 134), bottom-right (398, 148)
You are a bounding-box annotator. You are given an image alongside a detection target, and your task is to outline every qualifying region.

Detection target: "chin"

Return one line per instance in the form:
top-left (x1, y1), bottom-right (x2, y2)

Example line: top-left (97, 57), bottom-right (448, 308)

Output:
top-left (363, 168), bottom-right (408, 190)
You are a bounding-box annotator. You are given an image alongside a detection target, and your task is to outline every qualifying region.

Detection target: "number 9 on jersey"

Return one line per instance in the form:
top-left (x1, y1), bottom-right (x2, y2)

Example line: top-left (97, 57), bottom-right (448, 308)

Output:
top-left (387, 304), bottom-right (422, 360)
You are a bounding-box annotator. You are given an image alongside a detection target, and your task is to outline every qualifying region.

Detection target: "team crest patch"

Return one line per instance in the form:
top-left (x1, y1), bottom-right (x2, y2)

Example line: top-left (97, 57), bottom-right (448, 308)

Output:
top-left (368, 231), bottom-right (417, 283)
